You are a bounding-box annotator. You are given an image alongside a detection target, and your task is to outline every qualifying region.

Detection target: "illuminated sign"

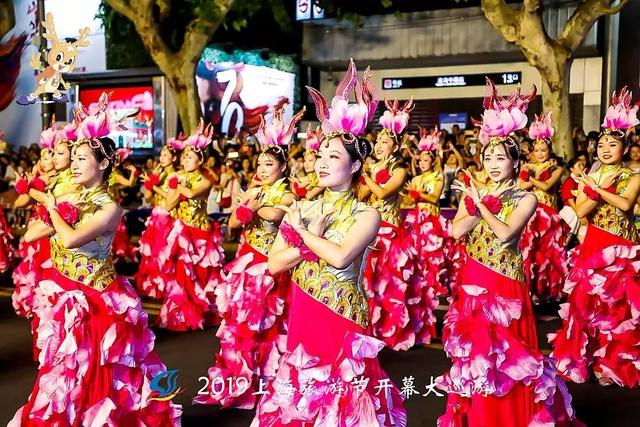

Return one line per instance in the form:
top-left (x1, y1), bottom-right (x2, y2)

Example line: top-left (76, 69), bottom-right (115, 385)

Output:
top-left (296, 0), bottom-right (324, 21)
top-left (382, 72), bottom-right (522, 90)
top-left (79, 86), bottom-right (154, 150)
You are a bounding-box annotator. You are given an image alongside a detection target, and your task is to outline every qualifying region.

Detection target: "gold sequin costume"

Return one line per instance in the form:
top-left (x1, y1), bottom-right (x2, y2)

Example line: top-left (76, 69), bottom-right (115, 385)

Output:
top-left (292, 190), bottom-right (372, 328)
top-left (528, 161), bottom-right (559, 209)
top-left (152, 166), bottom-right (176, 207)
top-left (47, 168), bottom-right (76, 199)
top-left (414, 170), bottom-right (442, 215)
top-left (367, 160), bottom-right (403, 226)
top-left (168, 170), bottom-right (210, 230)
top-left (465, 183), bottom-right (529, 282)
top-left (49, 185), bottom-right (117, 291)
top-left (243, 178), bottom-right (289, 256)
top-left (588, 165), bottom-right (640, 243)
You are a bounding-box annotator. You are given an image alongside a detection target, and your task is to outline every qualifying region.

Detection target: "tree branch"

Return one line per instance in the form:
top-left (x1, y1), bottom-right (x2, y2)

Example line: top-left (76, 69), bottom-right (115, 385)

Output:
top-left (601, 0), bottom-right (630, 15)
top-left (557, 0), bottom-right (629, 52)
top-left (480, 0), bottom-right (521, 43)
top-left (179, 0), bottom-right (234, 62)
top-left (104, 0), bottom-right (137, 22)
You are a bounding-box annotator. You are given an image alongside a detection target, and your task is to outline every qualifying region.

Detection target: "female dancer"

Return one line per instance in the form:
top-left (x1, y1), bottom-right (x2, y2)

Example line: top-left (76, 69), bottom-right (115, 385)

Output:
top-left (549, 88), bottom-right (640, 387)
top-left (252, 60), bottom-right (406, 426)
top-left (360, 97), bottom-right (417, 351)
top-left (10, 105), bottom-right (180, 426)
top-left (195, 106), bottom-right (300, 409)
top-left (109, 147), bottom-right (139, 263)
top-left (12, 118), bottom-right (78, 320)
top-left (155, 120), bottom-right (225, 331)
top-left (403, 126), bottom-right (448, 345)
top-left (437, 80), bottom-right (580, 426)
top-left (135, 136), bottom-right (183, 299)
top-left (518, 111), bottom-right (568, 302)
top-left (291, 125), bottom-right (324, 200)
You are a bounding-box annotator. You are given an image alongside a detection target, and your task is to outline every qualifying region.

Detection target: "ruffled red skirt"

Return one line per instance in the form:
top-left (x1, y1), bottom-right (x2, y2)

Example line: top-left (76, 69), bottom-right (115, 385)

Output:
top-left (111, 218), bottom-right (137, 264)
top-left (549, 225), bottom-right (640, 387)
top-left (9, 269), bottom-right (181, 426)
top-left (194, 242), bottom-right (291, 409)
top-left (0, 207), bottom-right (14, 272)
top-left (520, 203), bottom-right (569, 301)
top-left (436, 258), bottom-right (582, 427)
top-left (154, 219), bottom-right (225, 331)
top-left (404, 208), bottom-right (449, 345)
top-left (12, 236), bottom-right (51, 319)
top-left (135, 207), bottom-right (174, 299)
top-left (363, 220), bottom-right (417, 350)
top-left (251, 284), bottom-right (407, 426)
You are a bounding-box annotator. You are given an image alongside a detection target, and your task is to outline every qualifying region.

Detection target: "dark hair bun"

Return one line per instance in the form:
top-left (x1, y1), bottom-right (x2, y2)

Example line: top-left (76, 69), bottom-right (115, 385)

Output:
top-left (355, 137), bottom-right (373, 160)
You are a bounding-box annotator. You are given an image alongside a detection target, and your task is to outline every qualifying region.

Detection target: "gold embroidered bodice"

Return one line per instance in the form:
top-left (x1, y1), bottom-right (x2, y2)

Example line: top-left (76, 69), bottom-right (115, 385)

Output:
top-left (49, 185), bottom-right (118, 291)
top-left (529, 161), bottom-right (558, 209)
top-left (465, 183), bottom-right (528, 282)
top-left (367, 160), bottom-right (403, 226)
top-left (244, 178), bottom-right (289, 255)
top-left (588, 165), bottom-right (639, 243)
top-left (47, 168), bottom-right (76, 199)
top-left (169, 170), bottom-right (210, 230)
top-left (415, 170), bottom-right (442, 215)
top-left (152, 167), bottom-right (175, 207)
top-left (305, 172), bottom-right (319, 190)
top-left (292, 190), bottom-right (372, 328)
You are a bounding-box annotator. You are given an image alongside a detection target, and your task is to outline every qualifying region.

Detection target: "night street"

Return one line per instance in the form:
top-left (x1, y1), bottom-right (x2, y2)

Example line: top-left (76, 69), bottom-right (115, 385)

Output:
top-left (2, 285), bottom-right (639, 426)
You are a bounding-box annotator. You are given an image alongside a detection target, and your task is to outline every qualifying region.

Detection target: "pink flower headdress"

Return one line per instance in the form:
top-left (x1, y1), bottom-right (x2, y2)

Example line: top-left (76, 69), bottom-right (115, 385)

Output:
top-left (417, 125), bottom-right (441, 153)
top-left (75, 92), bottom-right (133, 161)
top-left (306, 59), bottom-right (378, 160)
top-left (472, 78), bottom-right (536, 150)
top-left (601, 87), bottom-right (639, 139)
top-left (255, 104), bottom-right (306, 153)
top-left (379, 97), bottom-right (414, 139)
top-left (306, 59), bottom-right (378, 138)
top-left (305, 124), bottom-right (323, 153)
top-left (166, 133), bottom-right (187, 151)
top-left (528, 111), bottom-right (554, 147)
top-left (183, 119), bottom-right (213, 155)
top-left (115, 147), bottom-right (133, 162)
top-left (39, 115), bottom-right (62, 150)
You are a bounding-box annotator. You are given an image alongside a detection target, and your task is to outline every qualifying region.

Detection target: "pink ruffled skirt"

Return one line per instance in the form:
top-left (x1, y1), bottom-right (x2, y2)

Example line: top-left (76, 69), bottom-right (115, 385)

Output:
top-left (135, 207), bottom-right (174, 299)
top-left (194, 242), bottom-right (290, 409)
top-left (251, 284), bottom-right (407, 426)
top-left (520, 203), bottom-right (569, 301)
top-left (363, 220), bottom-right (417, 351)
top-left (549, 225), bottom-right (640, 387)
top-left (9, 269), bottom-right (181, 426)
top-left (436, 258), bottom-right (582, 427)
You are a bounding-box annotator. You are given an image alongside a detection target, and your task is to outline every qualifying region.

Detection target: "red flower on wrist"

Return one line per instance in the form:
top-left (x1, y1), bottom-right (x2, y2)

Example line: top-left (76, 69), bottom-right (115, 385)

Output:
top-left (35, 204), bottom-right (51, 226)
top-left (300, 246), bottom-right (319, 262)
top-left (464, 196), bottom-right (477, 216)
top-left (583, 185), bottom-right (600, 201)
top-left (56, 201), bottom-right (80, 225)
top-left (133, 169), bottom-right (140, 177)
top-left (374, 168), bottom-right (391, 185)
top-left (538, 169), bottom-right (551, 181)
top-left (236, 203), bottom-right (254, 225)
top-left (604, 185), bottom-right (617, 194)
top-left (29, 177), bottom-right (46, 191)
top-left (143, 180), bottom-right (153, 191)
top-left (519, 169), bottom-right (530, 181)
top-left (408, 190), bottom-right (421, 202)
top-left (15, 178), bottom-right (29, 195)
top-left (482, 195), bottom-right (502, 215)
top-left (293, 181), bottom-right (308, 198)
top-left (150, 173), bottom-right (161, 186)
top-left (462, 175), bottom-right (471, 186)
top-left (168, 176), bottom-right (179, 189)
top-left (280, 221), bottom-right (304, 248)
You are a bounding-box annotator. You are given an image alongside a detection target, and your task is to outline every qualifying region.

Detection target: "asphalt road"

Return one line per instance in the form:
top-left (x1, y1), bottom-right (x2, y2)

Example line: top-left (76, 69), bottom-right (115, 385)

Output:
top-left (1, 288), bottom-right (639, 426)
